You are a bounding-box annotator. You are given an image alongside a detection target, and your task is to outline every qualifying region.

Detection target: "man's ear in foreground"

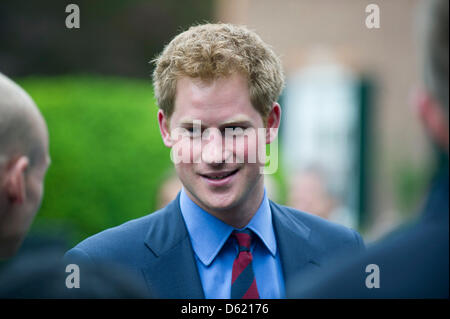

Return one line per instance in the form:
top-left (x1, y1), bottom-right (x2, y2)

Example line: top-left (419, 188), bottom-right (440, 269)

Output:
top-left (2, 156), bottom-right (29, 205)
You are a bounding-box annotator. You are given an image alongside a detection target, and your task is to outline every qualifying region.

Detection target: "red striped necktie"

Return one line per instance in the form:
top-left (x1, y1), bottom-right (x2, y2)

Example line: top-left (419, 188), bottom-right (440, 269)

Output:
top-left (230, 229), bottom-right (260, 299)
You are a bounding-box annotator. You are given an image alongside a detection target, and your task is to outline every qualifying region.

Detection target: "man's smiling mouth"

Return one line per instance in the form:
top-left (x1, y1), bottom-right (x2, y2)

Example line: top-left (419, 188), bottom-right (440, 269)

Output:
top-left (199, 168), bottom-right (240, 180)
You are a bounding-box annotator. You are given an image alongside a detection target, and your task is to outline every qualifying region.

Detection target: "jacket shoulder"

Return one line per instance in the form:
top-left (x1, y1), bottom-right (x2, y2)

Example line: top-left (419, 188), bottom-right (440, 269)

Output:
top-left (270, 201), bottom-right (364, 250)
top-left (65, 204), bottom-right (174, 263)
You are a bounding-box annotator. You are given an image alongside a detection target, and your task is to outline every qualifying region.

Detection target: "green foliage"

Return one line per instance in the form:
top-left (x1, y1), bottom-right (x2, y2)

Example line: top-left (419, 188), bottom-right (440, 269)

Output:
top-left (17, 75), bottom-right (172, 245)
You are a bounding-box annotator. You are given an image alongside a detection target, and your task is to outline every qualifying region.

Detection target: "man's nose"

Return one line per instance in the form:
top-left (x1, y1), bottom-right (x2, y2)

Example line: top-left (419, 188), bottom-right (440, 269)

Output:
top-left (201, 129), bottom-right (231, 164)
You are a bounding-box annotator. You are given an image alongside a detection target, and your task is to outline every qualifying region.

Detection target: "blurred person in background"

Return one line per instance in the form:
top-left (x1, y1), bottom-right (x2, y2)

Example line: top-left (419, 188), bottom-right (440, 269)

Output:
top-left (65, 23), bottom-right (364, 299)
top-left (290, 0), bottom-right (448, 298)
top-left (156, 170), bottom-right (182, 209)
top-left (0, 72), bottom-right (51, 260)
top-left (288, 166), bottom-right (356, 229)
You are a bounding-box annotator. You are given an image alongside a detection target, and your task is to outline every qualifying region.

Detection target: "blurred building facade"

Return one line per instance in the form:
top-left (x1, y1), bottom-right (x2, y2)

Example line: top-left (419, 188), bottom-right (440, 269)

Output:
top-left (216, 0), bottom-right (430, 240)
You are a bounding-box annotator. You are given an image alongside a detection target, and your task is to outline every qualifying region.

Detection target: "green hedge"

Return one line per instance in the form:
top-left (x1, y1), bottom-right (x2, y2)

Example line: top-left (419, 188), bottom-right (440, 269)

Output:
top-left (17, 75), bottom-right (172, 246)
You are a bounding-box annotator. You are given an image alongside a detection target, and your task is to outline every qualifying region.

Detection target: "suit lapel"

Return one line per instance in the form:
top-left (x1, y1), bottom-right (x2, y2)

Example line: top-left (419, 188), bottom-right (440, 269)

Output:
top-left (270, 201), bottom-right (321, 297)
top-left (142, 194), bottom-right (205, 298)
top-left (141, 196), bottom-right (321, 298)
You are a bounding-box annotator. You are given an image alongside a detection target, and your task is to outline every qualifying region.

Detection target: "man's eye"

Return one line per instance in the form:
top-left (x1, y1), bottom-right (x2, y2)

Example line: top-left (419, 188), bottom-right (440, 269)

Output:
top-left (185, 127), bottom-right (202, 137)
top-left (223, 127), bottom-right (248, 138)
top-left (185, 127), bottom-right (198, 133)
top-left (225, 126), bottom-right (245, 130)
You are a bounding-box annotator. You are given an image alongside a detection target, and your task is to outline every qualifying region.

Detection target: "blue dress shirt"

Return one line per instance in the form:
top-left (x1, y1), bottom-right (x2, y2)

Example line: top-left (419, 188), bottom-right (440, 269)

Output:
top-left (179, 188), bottom-right (286, 299)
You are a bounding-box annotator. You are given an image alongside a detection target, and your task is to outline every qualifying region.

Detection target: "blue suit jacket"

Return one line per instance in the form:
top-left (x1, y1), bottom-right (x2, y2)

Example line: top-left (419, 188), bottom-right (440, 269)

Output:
top-left (65, 194), bottom-right (364, 298)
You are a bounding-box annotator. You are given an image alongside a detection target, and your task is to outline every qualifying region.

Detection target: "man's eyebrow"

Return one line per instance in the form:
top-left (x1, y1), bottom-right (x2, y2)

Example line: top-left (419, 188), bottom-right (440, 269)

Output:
top-left (179, 120), bottom-right (198, 126)
top-left (177, 118), bottom-right (253, 127)
top-left (178, 118), bottom-right (202, 126)
top-left (220, 120), bottom-right (253, 127)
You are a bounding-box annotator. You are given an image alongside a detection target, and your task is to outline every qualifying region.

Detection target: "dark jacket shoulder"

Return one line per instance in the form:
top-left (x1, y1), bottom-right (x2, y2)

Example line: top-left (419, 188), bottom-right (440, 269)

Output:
top-left (270, 200), bottom-right (364, 253)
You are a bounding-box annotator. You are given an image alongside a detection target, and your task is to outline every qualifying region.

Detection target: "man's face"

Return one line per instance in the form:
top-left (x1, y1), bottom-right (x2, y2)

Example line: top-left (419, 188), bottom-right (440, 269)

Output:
top-left (159, 73), bottom-right (269, 214)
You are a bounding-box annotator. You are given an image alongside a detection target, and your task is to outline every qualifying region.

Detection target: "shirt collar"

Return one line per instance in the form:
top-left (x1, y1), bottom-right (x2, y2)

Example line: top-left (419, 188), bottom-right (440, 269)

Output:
top-left (180, 187), bottom-right (277, 267)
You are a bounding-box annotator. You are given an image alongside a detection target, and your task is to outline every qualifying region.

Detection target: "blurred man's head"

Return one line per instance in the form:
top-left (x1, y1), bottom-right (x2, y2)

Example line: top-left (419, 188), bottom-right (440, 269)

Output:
top-left (288, 168), bottom-right (336, 220)
top-left (0, 73), bottom-right (50, 259)
top-left (414, 0), bottom-right (449, 156)
top-left (157, 171), bottom-right (182, 209)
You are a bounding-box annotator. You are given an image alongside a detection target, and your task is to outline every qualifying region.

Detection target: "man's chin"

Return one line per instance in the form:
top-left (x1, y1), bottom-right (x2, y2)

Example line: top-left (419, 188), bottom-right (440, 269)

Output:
top-left (196, 191), bottom-right (240, 212)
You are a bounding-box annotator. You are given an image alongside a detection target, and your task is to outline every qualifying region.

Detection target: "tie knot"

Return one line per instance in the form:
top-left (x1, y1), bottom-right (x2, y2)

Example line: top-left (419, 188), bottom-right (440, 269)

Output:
top-left (232, 229), bottom-right (252, 252)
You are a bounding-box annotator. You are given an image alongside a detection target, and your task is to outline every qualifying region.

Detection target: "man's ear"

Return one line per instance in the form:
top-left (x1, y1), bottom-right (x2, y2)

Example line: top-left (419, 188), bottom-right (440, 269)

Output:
top-left (413, 88), bottom-right (449, 152)
top-left (4, 156), bottom-right (29, 204)
top-left (265, 102), bottom-right (281, 144)
top-left (157, 109), bottom-right (173, 147)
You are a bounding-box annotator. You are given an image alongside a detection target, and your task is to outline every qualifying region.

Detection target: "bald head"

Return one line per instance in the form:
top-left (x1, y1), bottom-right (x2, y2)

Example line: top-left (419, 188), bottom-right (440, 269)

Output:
top-left (0, 73), bottom-right (48, 168)
top-left (0, 73), bottom-right (50, 259)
